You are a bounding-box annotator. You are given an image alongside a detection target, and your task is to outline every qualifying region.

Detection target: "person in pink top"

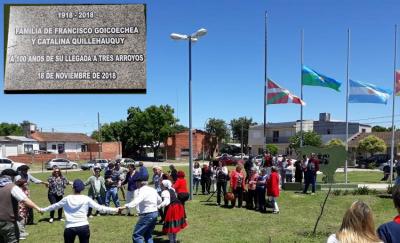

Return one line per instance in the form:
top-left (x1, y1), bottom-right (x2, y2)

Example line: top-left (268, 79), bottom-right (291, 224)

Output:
top-left (230, 164), bottom-right (246, 208)
top-left (246, 168), bottom-right (258, 210)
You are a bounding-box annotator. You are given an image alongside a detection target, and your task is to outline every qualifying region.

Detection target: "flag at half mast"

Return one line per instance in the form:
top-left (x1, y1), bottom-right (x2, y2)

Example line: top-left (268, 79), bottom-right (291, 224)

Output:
top-left (267, 79), bottom-right (306, 105)
top-left (349, 79), bottom-right (391, 104)
top-left (302, 65), bottom-right (341, 92)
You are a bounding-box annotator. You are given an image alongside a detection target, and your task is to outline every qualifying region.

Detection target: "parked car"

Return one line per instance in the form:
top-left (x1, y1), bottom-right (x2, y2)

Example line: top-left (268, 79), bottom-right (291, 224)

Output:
top-left (0, 158), bottom-right (25, 172)
top-left (233, 153), bottom-right (249, 160)
top-left (116, 158), bottom-right (135, 166)
top-left (80, 159), bottom-right (108, 170)
top-left (357, 154), bottom-right (390, 168)
top-left (45, 158), bottom-right (78, 170)
top-left (219, 155), bottom-right (236, 165)
top-left (252, 155), bottom-right (264, 165)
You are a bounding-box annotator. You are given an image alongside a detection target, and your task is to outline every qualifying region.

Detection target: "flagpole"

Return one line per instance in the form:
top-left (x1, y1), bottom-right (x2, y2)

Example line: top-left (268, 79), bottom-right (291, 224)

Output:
top-left (390, 24), bottom-right (397, 185)
top-left (345, 28), bottom-right (351, 184)
top-left (300, 29), bottom-right (304, 147)
top-left (264, 11), bottom-right (268, 153)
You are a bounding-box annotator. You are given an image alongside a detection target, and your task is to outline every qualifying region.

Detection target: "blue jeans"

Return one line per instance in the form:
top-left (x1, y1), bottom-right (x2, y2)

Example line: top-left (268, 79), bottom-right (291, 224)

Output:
top-left (88, 195), bottom-right (104, 216)
top-left (133, 211), bottom-right (158, 243)
top-left (105, 187), bottom-right (120, 207)
top-left (303, 174), bottom-right (316, 193)
top-left (193, 177), bottom-right (201, 193)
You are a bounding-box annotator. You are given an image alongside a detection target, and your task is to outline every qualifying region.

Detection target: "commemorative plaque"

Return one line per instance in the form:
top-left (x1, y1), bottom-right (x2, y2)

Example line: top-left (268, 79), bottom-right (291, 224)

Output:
top-left (4, 4), bottom-right (146, 93)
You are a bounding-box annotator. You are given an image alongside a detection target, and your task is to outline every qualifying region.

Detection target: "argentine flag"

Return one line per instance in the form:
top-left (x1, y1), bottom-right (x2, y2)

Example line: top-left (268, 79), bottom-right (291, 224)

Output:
top-left (349, 79), bottom-right (391, 104)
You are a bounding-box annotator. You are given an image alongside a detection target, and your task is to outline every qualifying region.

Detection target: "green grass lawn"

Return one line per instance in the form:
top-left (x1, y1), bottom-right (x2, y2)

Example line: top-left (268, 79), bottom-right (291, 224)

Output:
top-left (22, 168), bottom-right (395, 243)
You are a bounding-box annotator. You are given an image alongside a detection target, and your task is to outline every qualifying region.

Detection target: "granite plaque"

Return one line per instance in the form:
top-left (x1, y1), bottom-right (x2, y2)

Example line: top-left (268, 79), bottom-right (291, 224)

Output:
top-left (4, 4), bottom-right (146, 93)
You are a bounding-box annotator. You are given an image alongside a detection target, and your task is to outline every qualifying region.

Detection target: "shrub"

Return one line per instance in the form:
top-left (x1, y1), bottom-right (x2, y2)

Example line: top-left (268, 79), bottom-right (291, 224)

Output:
top-left (352, 186), bottom-right (370, 195)
top-left (387, 185), bottom-right (394, 194)
top-left (342, 190), bottom-right (350, 195)
top-left (332, 189), bottom-right (341, 196)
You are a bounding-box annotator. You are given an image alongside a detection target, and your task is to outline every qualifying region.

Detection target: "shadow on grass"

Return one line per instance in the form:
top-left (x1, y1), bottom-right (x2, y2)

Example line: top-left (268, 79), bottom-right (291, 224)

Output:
top-left (153, 230), bottom-right (169, 243)
top-left (297, 230), bottom-right (331, 240)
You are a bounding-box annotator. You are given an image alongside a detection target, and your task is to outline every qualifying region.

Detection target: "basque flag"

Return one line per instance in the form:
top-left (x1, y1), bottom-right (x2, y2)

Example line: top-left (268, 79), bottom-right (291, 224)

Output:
top-left (349, 79), bottom-right (391, 104)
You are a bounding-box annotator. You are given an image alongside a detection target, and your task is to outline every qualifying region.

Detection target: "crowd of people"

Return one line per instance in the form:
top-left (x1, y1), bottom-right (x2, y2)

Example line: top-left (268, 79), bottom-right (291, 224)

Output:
top-left (0, 160), bottom-right (189, 243)
top-left (2, 154), bottom-right (400, 243)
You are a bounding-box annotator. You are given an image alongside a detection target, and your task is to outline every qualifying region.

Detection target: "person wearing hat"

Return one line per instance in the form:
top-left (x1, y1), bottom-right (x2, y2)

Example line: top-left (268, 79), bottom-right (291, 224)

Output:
top-left (85, 166), bottom-right (106, 217)
top-left (40, 179), bottom-right (118, 243)
top-left (0, 169), bottom-right (42, 243)
top-left (120, 177), bottom-right (161, 243)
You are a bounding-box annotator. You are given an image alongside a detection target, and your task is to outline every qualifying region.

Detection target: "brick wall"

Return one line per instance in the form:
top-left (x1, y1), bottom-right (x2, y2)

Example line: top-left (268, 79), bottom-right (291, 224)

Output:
top-left (165, 130), bottom-right (215, 160)
top-left (9, 142), bottom-right (122, 163)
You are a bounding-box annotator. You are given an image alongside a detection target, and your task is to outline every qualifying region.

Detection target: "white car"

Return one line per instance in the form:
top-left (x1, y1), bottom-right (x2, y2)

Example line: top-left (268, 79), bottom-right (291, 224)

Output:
top-left (233, 153), bottom-right (249, 160)
top-left (252, 155), bottom-right (264, 165)
top-left (45, 158), bottom-right (78, 170)
top-left (0, 158), bottom-right (25, 172)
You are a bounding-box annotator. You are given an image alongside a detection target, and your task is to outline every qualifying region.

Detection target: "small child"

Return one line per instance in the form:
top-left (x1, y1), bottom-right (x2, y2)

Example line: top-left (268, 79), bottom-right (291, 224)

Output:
top-left (15, 177), bottom-right (30, 240)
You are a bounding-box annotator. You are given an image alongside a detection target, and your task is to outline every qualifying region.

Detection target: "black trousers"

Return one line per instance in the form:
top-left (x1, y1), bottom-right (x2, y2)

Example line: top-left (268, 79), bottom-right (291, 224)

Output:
top-left (246, 189), bottom-right (257, 209)
top-left (216, 181), bottom-right (228, 205)
top-left (201, 178), bottom-right (211, 194)
top-left (48, 194), bottom-right (64, 219)
top-left (232, 187), bottom-right (243, 208)
top-left (64, 225), bottom-right (90, 243)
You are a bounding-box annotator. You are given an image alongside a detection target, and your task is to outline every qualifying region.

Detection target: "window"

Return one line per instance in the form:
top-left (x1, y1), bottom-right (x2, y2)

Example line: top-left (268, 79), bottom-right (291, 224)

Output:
top-left (273, 131), bottom-right (279, 143)
top-left (81, 145), bottom-right (87, 152)
top-left (24, 144), bottom-right (33, 153)
top-left (362, 129), bottom-right (366, 133)
top-left (58, 144), bottom-right (65, 154)
top-left (327, 129), bottom-right (331, 135)
top-left (180, 148), bottom-right (189, 156)
top-left (52, 144), bottom-right (57, 150)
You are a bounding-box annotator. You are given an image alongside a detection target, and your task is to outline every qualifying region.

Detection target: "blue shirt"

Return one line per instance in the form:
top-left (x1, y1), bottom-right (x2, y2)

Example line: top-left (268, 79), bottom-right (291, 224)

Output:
top-left (378, 218), bottom-right (400, 243)
top-left (138, 166), bottom-right (149, 181)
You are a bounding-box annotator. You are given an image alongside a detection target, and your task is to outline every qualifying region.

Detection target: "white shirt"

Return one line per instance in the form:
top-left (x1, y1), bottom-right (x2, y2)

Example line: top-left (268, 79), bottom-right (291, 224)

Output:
top-left (125, 185), bottom-right (161, 214)
top-left (193, 167), bottom-right (202, 179)
top-left (327, 234), bottom-right (339, 243)
top-left (11, 185), bottom-right (27, 202)
top-left (41, 194), bottom-right (117, 228)
top-left (158, 189), bottom-right (171, 209)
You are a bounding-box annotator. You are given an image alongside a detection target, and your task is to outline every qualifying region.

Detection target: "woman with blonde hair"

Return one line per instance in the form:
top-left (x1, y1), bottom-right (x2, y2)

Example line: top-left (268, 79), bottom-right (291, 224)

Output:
top-left (327, 200), bottom-right (382, 243)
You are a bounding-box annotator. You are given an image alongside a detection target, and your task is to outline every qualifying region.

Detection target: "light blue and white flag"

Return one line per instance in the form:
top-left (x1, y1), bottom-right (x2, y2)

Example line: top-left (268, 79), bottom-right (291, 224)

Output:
top-left (349, 79), bottom-right (391, 104)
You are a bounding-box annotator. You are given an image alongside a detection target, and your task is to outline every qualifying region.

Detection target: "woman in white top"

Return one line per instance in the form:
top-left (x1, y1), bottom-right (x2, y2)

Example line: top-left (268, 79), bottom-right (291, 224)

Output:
top-left (40, 179), bottom-right (118, 243)
top-left (327, 200), bottom-right (382, 243)
top-left (192, 162), bottom-right (202, 195)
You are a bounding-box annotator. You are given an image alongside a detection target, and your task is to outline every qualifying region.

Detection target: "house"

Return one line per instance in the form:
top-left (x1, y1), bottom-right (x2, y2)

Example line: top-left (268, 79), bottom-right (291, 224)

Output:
top-left (248, 112), bottom-right (371, 155)
top-left (0, 136), bottom-right (39, 157)
top-left (30, 131), bottom-right (96, 154)
top-left (348, 131), bottom-right (400, 158)
top-left (165, 129), bottom-right (218, 160)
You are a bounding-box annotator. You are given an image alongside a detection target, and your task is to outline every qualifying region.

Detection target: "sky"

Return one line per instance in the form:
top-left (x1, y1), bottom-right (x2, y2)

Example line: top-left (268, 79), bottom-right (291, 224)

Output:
top-left (1, 0), bottom-right (400, 135)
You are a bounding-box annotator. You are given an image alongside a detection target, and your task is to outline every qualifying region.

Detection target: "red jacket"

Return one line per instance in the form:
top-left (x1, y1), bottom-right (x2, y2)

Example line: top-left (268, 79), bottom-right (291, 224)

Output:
top-left (267, 172), bottom-right (280, 197)
top-left (230, 170), bottom-right (245, 190)
top-left (173, 178), bottom-right (188, 193)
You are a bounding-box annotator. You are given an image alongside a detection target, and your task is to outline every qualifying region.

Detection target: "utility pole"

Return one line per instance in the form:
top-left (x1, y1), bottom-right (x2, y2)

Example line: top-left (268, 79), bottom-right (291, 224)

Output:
top-left (241, 122), bottom-right (244, 159)
top-left (97, 112), bottom-right (101, 159)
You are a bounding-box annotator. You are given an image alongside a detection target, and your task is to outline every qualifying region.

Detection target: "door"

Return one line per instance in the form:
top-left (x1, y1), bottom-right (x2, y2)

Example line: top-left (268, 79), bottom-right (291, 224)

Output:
top-left (5, 145), bottom-right (18, 156)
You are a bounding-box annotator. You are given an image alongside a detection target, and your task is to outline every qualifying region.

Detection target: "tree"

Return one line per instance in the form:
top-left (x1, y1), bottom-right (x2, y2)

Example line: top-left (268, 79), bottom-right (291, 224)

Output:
top-left (206, 118), bottom-right (230, 156)
top-left (358, 135), bottom-right (386, 156)
top-left (266, 144), bottom-right (278, 155)
top-left (126, 105), bottom-right (177, 158)
top-left (0, 122), bottom-right (24, 136)
top-left (172, 124), bottom-right (188, 134)
top-left (372, 125), bottom-right (389, 132)
top-left (230, 117), bottom-right (256, 153)
top-left (326, 138), bottom-right (345, 147)
top-left (91, 120), bottom-right (129, 156)
top-left (289, 131), bottom-right (322, 149)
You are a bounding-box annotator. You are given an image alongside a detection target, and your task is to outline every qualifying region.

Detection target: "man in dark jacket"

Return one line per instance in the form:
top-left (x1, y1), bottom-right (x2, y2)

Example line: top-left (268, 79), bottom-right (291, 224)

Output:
top-left (0, 169), bottom-right (41, 243)
top-left (378, 185), bottom-right (400, 242)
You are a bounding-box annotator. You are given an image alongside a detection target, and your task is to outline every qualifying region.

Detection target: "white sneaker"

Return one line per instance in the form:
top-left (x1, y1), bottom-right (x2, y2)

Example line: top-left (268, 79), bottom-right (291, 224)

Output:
top-left (49, 218), bottom-right (54, 223)
top-left (60, 218), bottom-right (65, 221)
top-left (89, 215), bottom-right (94, 219)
